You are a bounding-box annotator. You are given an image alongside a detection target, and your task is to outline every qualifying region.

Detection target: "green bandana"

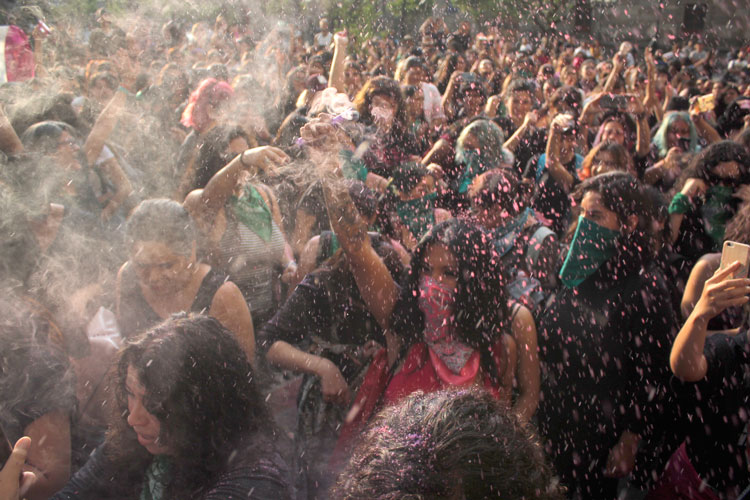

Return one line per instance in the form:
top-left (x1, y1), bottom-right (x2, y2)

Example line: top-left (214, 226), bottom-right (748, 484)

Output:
top-left (140, 455), bottom-right (173, 500)
top-left (396, 192), bottom-right (438, 241)
top-left (492, 208), bottom-right (532, 257)
top-left (701, 185), bottom-right (734, 249)
top-left (559, 216), bottom-right (620, 288)
top-left (231, 184), bottom-right (273, 242)
top-left (456, 150), bottom-right (489, 194)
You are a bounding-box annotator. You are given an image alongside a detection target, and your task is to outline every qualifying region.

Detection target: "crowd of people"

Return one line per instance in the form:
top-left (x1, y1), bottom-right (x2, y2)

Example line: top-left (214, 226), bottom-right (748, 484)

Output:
top-left (1, 5), bottom-right (750, 499)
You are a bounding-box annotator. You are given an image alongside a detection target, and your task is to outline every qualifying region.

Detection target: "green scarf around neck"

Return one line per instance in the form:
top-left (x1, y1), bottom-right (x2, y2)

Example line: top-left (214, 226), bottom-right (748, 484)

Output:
top-left (231, 184), bottom-right (273, 242)
top-left (140, 455), bottom-right (173, 500)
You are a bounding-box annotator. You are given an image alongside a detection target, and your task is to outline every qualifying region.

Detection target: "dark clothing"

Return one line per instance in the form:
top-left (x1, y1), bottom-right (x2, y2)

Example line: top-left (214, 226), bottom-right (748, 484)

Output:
top-left (0, 336), bottom-right (75, 445)
top-left (258, 266), bottom-right (385, 380)
top-left (673, 190), bottom-right (738, 274)
top-left (493, 117), bottom-right (547, 178)
top-left (538, 257), bottom-right (679, 499)
top-left (677, 330), bottom-right (750, 496)
top-left (258, 265), bottom-right (386, 499)
top-left (51, 439), bottom-right (292, 500)
top-left (117, 263), bottom-right (227, 339)
top-left (361, 126), bottom-right (420, 179)
top-left (528, 153), bottom-right (583, 236)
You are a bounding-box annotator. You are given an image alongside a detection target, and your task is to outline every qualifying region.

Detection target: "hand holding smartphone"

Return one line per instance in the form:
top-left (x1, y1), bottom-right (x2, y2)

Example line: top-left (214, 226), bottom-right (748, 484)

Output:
top-left (720, 241), bottom-right (750, 279)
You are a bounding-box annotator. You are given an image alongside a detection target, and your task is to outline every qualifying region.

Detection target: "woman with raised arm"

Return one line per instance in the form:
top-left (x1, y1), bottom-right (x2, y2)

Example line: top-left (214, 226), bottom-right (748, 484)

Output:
top-left (300, 116), bottom-right (535, 428)
top-left (668, 141), bottom-right (750, 270)
top-left (647, 262), bottom-right (750, 500)
top-left (183, 146), bottom-right (296, 329)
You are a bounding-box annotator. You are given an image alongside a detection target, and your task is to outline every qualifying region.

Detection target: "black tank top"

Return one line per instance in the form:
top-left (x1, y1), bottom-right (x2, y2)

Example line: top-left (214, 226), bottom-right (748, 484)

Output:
top-left (118, 263), bottom-right (227, 339)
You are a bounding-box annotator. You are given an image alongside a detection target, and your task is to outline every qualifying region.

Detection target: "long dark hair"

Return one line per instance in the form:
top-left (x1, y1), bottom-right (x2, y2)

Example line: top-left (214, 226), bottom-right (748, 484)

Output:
top-left (392, 219), bottom-right (509, 382)
top-left (106, 315), bottom-right (276, 497)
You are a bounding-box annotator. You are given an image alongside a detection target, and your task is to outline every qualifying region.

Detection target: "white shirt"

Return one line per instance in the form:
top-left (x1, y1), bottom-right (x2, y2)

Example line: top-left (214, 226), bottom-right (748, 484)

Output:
top-left (314, 31), bottom-right (332, 49)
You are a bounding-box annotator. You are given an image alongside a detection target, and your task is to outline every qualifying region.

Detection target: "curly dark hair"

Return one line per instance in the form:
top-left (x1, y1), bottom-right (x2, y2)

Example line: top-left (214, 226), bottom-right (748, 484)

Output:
top-left (331, 388), bottom-right (565, 499)
top-left (392, 219), bottom-right (509, 383)
top-left (105, 314), bottom-right (277, 497)
top-left (353, 76), bottom-right (408, 133)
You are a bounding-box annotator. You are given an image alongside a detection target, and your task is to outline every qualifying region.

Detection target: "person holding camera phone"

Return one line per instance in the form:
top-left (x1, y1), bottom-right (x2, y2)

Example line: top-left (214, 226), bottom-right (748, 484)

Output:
top-left (644, 111), bottom-right (702, 191)
top-left (650, 259), bottom-right (750, 500)
top-left (668, 141), bottom-right (750, 270)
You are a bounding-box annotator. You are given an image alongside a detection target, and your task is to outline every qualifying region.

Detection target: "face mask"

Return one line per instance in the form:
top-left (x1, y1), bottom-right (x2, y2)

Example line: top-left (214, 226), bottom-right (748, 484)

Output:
top-left (706, 184), bottom-right (733, 204)
top-left (493, 208), bottom-right (532, 257)
top-left (455, 149), bottom-right (486, 194)
top-left (418, 275), bottom-right (474, 374)
top-left (559, 215), bottom-right (620, 288)
top-left (371, 105), bottom-right (394, 125)
top-left (701, 185), bottom-right (735, 247)
top-left (517, 69), bottom-right (533, 79)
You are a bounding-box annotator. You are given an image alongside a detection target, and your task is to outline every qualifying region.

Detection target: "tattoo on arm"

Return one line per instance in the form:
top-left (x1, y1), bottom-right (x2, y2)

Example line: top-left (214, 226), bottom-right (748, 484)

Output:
top-left (323, 182), bottom-right (368, 246)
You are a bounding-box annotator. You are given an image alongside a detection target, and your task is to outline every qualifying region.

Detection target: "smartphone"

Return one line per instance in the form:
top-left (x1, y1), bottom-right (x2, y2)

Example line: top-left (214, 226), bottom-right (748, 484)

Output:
top-left (696, 94), bottom-right (715, 113)
top-left (0, 424), bottom-right (12, 466)
top-left (720, 241), bottom-right (750, 279)
top-left (600, 94), bottom-right (628, 110)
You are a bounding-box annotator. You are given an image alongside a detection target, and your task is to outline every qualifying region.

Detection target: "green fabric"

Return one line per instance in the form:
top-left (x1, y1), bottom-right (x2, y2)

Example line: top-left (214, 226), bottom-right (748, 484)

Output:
top-left (456, 150), bottom-right (490, 194)
top-left (340, 149), bottom-right (368, 182)
top-left (396, 192), bottom-right (438, 241)
top-left (231, 184), bottom-right (273, 242)
top-left (492, 208), bottom-right (532, 257)
top-left (668, 192), bottom-right (693, 215)
top-left (454, 120), bottom-right (509, 194)
top-left (702, 185), bottom-right (734, 248)
top-left (455, 120), bottom-right (506, 169)
top-left (559, 215), bottom-right (620, 288)
top-left (139, 455), bottom-right (173, 500)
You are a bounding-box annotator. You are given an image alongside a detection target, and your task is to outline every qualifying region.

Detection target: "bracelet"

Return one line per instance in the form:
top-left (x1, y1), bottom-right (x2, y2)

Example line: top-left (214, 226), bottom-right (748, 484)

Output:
top-left (668, 192), bottom-right (693, 215)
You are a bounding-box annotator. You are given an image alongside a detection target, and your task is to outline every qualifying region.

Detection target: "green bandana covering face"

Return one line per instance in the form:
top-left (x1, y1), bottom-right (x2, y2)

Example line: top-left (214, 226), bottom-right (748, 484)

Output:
top-left (701, 185), bottom-right (734, 248)
top-left (231, 184), bottom-right (273, 242)
top-left (455, 120), bottom-right (510, 194)
top-left (559, 215), bottom-right (620, 288)
top-left (140, 455), bottom-right (173, 500)
top-left (456, 150), bottom-right (487, 194)
top-left (396, 191), bottom-right (438, 241)
top-left (492, 208), bottom-right (532, 257)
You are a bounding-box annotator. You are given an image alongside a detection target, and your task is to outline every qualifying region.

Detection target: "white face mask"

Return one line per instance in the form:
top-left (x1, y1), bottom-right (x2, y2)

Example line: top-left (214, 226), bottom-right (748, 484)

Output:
top-left (371, 105), bottom-right (394, 126)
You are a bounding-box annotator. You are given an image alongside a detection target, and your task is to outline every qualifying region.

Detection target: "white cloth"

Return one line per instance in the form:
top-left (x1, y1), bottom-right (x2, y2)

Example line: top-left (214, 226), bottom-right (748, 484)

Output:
top-left (421, 82), bottom-right (445, 125)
